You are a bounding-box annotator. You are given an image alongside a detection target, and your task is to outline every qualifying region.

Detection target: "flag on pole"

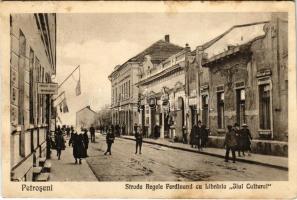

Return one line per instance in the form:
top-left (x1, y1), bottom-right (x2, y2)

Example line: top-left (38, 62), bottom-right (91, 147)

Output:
top-left (76, 79), bottom-right (81, 96)
top-left (62, 99), bottom-right (69, 113)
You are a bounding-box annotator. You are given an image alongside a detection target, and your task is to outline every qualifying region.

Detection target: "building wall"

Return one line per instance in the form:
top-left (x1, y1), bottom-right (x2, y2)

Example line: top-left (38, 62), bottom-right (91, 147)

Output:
top-left (110, 62), bottom-right (139, 135)
top-left (76, 109), bottom-right (96, 129)
top-left (10, 14), bottom-right (56, 181)
top-left (206, 15), bottom-right (288, 141)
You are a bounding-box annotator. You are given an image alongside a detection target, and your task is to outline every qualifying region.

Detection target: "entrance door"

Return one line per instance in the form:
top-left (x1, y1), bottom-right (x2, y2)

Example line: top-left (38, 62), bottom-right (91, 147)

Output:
top-left (202, 95), bottom-right (209, 126)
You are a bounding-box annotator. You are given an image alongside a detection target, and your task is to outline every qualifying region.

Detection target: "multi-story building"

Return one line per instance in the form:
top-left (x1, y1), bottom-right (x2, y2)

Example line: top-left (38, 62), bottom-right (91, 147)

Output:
top-left (137, 44), bottom-right (189, 139)
top-left (197, 13), bottom-right (288, 142)
top-left (10, 14), bottom-right (56, 181)
top-left (109, 35), bottom-right (183, 135)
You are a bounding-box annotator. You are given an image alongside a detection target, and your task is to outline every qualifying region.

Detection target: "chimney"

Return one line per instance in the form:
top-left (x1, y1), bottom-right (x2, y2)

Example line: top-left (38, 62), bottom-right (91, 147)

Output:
top-left (165, 34), bottom-right (170, 43)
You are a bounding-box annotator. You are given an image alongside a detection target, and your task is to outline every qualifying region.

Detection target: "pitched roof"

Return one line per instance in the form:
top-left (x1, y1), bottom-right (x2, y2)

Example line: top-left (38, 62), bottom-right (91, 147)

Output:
top-left (109, 39), bottom-right (184, 78)
top-left (128, 39), bottom-right (184, 64)
top-left (76, 106), bottom-right (97, 114)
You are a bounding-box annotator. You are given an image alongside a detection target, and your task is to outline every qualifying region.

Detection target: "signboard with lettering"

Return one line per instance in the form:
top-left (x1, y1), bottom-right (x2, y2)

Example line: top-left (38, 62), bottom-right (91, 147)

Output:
top-left (37, 83), bottom-right (58, 95)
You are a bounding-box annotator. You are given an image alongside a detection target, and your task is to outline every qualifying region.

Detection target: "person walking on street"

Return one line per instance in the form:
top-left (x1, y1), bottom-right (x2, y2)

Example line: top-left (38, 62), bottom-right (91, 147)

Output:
top-left (55, 131), bottom-right (65, 160)
top-left (190, 124), bottom-right (197, 148)
top-left (104, 127), bottom-right (115, 155)
top-left (135, 125), bottom-right (143, 154)
top-left (83, 129), bottom-right (89, 157)
top-left (241, 124), bottom-right (253, 156)
top-left (196, 120), bottom-right (203, 151)
top-left (69, 129), bottom-right (86, 164)
top-left (224, 125), bottom-right (238, 163)
top-left (90, 125), bottom-right (95, 143)
top-left (182, 126), bottom-right (188, 144)
top-left (234, 123), bottom-right (243, 157)
top-left (201, 124), bottom-right (208, 148)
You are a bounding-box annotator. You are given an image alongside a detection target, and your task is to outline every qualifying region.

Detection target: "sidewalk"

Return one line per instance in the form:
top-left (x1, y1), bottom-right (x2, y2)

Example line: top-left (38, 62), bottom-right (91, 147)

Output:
top-left (121, 135), bottom-right (288, 170)
top-left (49, 138), bottom-right (98, 181)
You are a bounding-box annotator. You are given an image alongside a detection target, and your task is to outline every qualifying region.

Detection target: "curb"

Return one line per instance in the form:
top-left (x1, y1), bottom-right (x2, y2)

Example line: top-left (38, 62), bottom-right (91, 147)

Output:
top-left (121, 136), bottom-right (288, 171)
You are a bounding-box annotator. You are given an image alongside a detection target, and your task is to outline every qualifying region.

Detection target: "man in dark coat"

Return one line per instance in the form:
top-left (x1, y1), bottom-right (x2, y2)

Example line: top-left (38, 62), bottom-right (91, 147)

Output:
top-left (234, 123), bottom-right (243, 157)
top-left (224, 125), bottom-right (238, 163)
top-left (190, 124), bottom-right (197, 148)
top-left (201, 124), bottom-right (208, 148)
top-left (90, 125), bottom-right (95, 143)
top-left (196, 120), bottom-right (203, 150)
top-left (83, 129), bottom-right (89, 157)
top-left (69, 130), bottom-right (86, 164)
top-left (135, 125), bottom-right (143, 154)
top-left (104, 127), bottom-right (115, 155)
top-left (241, 124), bottom-right (253, 156)
top-left (55, 131), bottom-right (65, 160)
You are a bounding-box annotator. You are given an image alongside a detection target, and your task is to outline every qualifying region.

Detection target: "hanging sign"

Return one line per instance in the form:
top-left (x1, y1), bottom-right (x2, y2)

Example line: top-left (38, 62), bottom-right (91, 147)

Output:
top-left (37, 82), bottom-right (58, 95)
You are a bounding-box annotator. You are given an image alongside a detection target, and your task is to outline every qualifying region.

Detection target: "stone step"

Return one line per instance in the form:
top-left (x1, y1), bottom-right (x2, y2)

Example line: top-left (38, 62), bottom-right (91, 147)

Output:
top-left (35, 172), bottom-right (50, 182)
top-left (33, 167), bottom-right (42, 175)
top-left (39, 157), bottom-right (46, 167)
top-left (43, 161), bottom-right (52, 173)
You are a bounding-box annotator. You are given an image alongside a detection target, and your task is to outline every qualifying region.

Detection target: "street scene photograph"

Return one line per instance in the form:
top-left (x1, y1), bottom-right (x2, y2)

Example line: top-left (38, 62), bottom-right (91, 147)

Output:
top-left (9, 12), bottom-right (288, 182)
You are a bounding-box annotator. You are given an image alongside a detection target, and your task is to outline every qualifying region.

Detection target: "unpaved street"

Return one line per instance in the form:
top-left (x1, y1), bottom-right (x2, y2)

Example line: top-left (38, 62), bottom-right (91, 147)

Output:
top-left (85, 134), bottom-right (287, 181)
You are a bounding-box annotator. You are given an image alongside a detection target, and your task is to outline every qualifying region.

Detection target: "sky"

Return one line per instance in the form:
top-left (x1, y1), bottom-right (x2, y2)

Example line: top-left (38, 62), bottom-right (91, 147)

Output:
top-left (55, 12), bottom-right (271, 125)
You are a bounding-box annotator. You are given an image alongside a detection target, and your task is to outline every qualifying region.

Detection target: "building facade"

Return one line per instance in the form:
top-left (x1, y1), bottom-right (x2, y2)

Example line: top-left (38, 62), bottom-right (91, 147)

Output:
top-left (137, 46), bottom-right (190, 139)
top-left (76, 106), bottom-right (97, 129)
top-left (10, 14), bottom-right (56, 181)
top-left (199, 13), bottom-right (288, 141)
top-left (109, 35), bottom-right (183, 135)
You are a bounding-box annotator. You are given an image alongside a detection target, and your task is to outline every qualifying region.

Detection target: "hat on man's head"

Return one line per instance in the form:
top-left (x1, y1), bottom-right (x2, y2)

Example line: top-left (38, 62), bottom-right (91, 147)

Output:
top-left (242, 124), bottom-right (248, 127)
top-left (198, 120), bottom-right (202, 124)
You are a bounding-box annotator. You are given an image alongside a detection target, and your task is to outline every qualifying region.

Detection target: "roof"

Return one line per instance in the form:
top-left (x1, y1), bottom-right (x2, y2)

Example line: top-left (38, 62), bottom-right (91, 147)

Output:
top-left (202, 35), bottom-right (265, 67)
top-left (76, 106), bottom-right (97, 114)
top-left (109, 39), bottom-right (184, 78)
top-left (128, 39), bottom-right (184, 64)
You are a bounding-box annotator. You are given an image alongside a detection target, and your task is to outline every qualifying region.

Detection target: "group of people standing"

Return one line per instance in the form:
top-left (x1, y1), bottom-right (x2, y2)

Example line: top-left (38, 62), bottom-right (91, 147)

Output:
top-left (224, 123), bottom-right (252, 163)
top-left (189, 120), bottom-right (209, 151)
top-left (53, 125), bottom-right (96, 164)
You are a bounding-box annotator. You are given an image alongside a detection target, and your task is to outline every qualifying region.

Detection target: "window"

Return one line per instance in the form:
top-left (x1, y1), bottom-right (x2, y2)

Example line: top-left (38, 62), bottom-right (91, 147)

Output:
top-left (29, 48), bottom-right (34, 124)
top-left (35, 58), bottom-right (40, 124)
top-left (236, 89), bottom-right (246, 126)
top-left (217, 92), bottom-right (224, 129)
top-left (259, 84), bottom-right (271, 129)
top-left (18, 30), bottom-right (26, 125)
top-left (128, 80), bottom-right (131, 98)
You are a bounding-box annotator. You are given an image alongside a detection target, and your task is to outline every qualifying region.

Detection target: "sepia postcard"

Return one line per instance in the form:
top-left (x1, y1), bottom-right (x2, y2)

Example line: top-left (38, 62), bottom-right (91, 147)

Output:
top-left (0, 1), bottom-right (296, 199)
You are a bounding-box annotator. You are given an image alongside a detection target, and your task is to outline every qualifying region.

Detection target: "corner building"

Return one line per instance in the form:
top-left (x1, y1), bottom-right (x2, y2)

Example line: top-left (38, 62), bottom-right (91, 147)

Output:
top-left (10, 14), bottom-right (56, 181)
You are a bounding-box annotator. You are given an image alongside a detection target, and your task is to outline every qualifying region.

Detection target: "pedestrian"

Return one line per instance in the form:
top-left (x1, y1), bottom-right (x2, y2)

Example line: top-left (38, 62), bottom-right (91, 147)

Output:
top-left (135, 125), bottom-right (143, 154)
top-left (104, 127), bottom-right (115, 155)
top-left (234, 123), bottom-right (243, 157)
top-left (182, 126), bottom-right (188, 144)
top-left (83, 129), bottom-right (89, 157)
top-left (241, 124), bottom-right (253, 156)
top-left (224, 125), bottom-right (238, 163)
top-left (55, 125), bottom-right (62, 155)
top-left (66, 125), bottom-right (70, 137)
top-left (190, 124), bottom-right (196, 148)
top-left (196, 120), bottom-right (203, 150)
top-left (69, 129), bottom-right (86, 164)
top-left (90, 125), bottom-right (95, 143)
top-left (201, 124), bottom-right (208, 148)
top-left (55, 131), bottom-right (65, 160)
top-left (154, 124), bottom-right (160, 138)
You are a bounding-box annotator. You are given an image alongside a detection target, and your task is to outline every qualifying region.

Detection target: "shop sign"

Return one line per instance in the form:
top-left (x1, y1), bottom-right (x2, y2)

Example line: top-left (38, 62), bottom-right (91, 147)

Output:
top-left (38, 82), bottom-right (58, 95)
top-left (256, 69), bottom-right (272, 78)
top-left (189, 97), bottom-right (197, 106)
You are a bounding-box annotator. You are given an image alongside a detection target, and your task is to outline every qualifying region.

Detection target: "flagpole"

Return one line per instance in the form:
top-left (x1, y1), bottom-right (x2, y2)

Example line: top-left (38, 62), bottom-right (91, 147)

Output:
top-left (58, 65), bottom-right (80, 89)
